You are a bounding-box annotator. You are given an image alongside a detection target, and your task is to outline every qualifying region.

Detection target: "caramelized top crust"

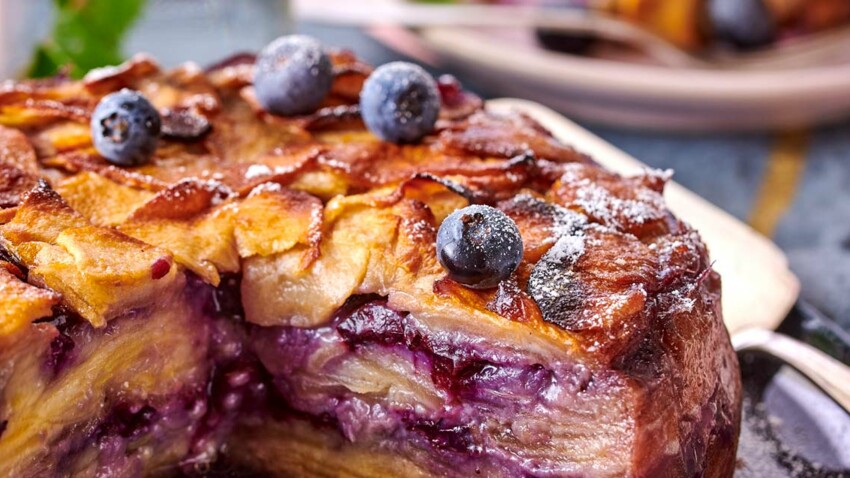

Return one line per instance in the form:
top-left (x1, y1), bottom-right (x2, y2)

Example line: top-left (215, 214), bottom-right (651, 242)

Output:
top-left (0, 53), bottom-right (717, 370)
top-left (0, 263), bottom-right (58, 338)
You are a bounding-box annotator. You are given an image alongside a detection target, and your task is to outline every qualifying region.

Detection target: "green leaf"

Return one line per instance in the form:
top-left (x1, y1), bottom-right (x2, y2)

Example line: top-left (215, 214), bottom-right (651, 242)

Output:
top-left (27, 0), bottom-right (147, 79)
top-left (27, 44), bottom-right (66, 79)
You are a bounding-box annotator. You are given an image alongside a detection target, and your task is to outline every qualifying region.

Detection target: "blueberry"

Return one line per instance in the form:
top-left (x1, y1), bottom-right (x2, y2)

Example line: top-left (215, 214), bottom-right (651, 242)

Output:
top-left (90, 89), bottom-right (161, 166)
top-left (707, 0), bottom-right (775, 50)
top-left (360, 61), bottom-right (440, 143)
top-left (436, 205), bottom-right (523, 289)
top-left (254, 35), bottom-right (333, 116)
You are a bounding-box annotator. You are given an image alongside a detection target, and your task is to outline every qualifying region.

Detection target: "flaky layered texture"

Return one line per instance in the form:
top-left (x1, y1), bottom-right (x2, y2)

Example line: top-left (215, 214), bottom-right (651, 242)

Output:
top-left (0, 52), bottom-right (740, 477)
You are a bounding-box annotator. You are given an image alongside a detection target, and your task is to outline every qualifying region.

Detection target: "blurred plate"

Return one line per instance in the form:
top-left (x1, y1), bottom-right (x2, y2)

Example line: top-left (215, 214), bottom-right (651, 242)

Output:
top-left (416, 26), bottom-right (850, 131)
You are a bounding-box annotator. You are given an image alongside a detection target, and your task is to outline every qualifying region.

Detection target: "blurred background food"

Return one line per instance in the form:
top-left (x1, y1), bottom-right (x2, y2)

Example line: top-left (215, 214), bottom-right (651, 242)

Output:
top-left (294, 0), bottom-right (850, 131)
top-left (440, 0), bottom-right (850, 53)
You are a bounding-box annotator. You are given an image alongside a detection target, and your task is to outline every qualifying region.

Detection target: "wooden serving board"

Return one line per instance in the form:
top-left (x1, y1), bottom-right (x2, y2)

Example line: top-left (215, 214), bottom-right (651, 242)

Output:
top-left (489, 99), bottom-right (800, 333)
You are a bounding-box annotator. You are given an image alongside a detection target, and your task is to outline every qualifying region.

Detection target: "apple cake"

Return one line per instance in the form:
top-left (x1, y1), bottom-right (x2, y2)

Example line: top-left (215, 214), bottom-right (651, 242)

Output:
top-left (0, 37), bottom-right (741, 477)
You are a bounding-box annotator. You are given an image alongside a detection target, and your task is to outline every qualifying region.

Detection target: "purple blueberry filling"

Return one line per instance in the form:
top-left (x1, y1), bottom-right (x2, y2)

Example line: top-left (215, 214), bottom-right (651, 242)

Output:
top-left (333, 297), bottom-right (586, 404)
top-left (41, 391), bottom-right (208, 477)
top-left (8, 274), bottom-right (600, 476)
top-left (247, 294), bottom-right (601, 475)
top-left (405, 419), bottom-right (476, 455)
top-left (96, 403), bottom-right (158, 441)
top-left (34, 310), bottom-right (82, 377)
top-left (336, 296), bottom-right (406, 346)
top-left (45, 333), bottom-right (75, 377)
top-left (203, 274), bottom-right (245, 322)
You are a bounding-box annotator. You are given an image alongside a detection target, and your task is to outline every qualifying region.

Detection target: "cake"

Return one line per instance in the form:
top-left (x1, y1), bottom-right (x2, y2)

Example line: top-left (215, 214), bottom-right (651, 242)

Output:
top-left (0, 36), bottom-right (741, 477)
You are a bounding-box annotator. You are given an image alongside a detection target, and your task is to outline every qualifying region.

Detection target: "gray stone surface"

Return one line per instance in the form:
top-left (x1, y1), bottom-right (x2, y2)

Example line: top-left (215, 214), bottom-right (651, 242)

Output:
top-left (776, 124), bottom-right (850, 323)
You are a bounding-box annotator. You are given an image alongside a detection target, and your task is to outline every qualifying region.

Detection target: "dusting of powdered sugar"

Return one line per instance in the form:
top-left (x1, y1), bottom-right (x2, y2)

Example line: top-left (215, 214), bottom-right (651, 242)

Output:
top-left (664, 287), bottom-right (696, 315)
top-left (505, 193), bottom-right (592, 328)
top-left (559, 166), bottom-right (667, 231)
top-left (405, 216), bottom-right (435, 242)
top-left (551, 205), bottom-right (587, 239)
top-left (200, 179), bottom-right (234, 205)
top-left (246, 182), bottom-right (283, 197)
top-left (508, 193), bottom-right (588, 239)
top-left (244, 164), bottom-right (273, 180)
top-left (241, 163), bottom-right (304, 183)
top-left (547, 234), bottom-right (586, 266)
top-left (524, 165), bottom-right (678, 329)
top-left (576, 185), bottom-right (660, 227)
top-left (527, 233), bottom-right (587, 329)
